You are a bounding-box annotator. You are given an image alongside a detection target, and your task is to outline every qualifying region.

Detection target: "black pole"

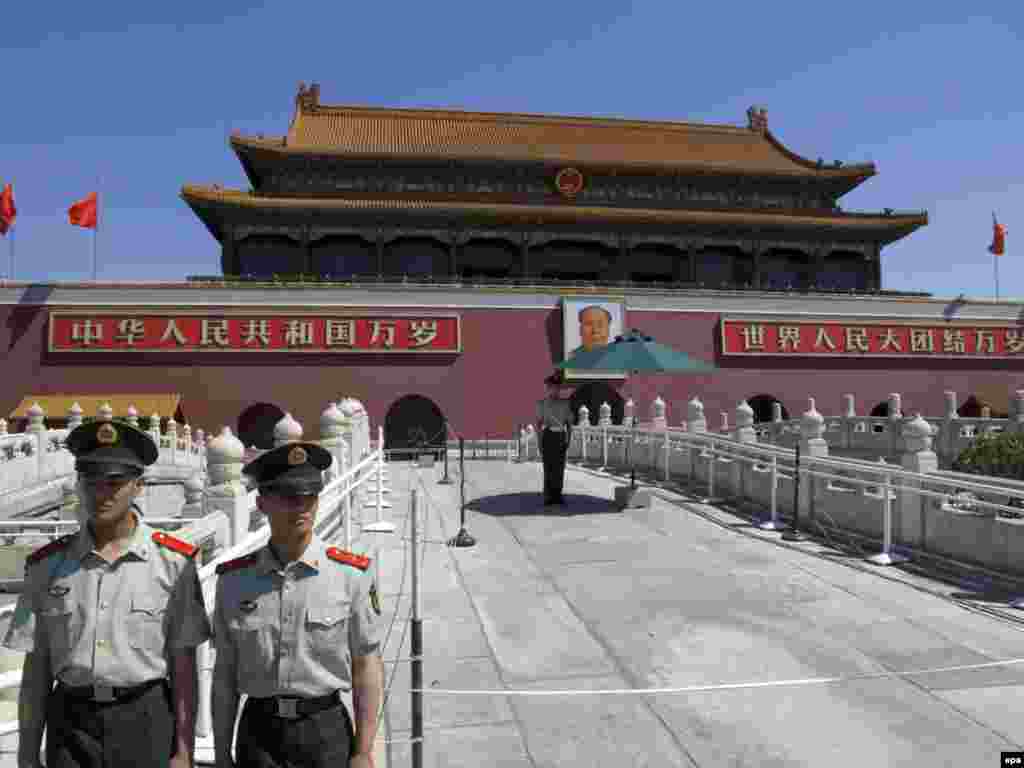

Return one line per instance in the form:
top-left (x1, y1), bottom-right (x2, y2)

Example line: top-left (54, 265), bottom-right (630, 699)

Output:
top-left (410, 618), bottom-right (422, 766)
top-left (448, 435), bottom-right (476, 547)
top-left (782, 442), bottom-right (803, 541)
top-left (438, 419), bottom-right (452, 484)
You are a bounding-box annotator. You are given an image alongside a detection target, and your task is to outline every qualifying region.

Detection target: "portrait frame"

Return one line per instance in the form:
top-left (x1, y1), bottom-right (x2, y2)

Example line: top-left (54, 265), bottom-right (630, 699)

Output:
top-left (561, 297), bottom-right (626, 380)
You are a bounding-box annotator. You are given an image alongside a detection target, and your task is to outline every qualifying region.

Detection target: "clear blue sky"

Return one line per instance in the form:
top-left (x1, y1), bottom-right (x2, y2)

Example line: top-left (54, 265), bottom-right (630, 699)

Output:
top-left (2, 4), bottom-right (1021, 298)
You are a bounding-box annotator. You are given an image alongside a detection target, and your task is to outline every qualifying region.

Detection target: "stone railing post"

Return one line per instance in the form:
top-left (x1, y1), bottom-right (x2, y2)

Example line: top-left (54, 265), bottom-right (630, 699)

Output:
top-left (1012, 390), bottom-right (1024, 436)
top-left (181, 473), bottom-right (205, 518)
top-left (687, 397), bottom-right (707, 484)
top-left (204, 428), bottom-right (248, 547)
top-left (149, 412), bottom-right (162, 448)
top-left (576, 406), bottom-right (590, 462)
top-left (27, 403), bottom-right (46, 484)
top-left (0, 418), bottom-right (6, 436)
top-left (67, 402), bottom-right (84, 432)
top-left (767, 401), bottom-right (783, 446)
top-left (125, 405), bottom-right (140, 429)
top-left (166, 418), bottom-right (178, 464)
top-left (733, 401), bottom-right (757, 499)
top-left (942, 391), bottom-right (959, 466)
top-left (651, 397), bottom-right (666, 429)
top-left (338, 399), bottom-right (357, 463)
top-left (650, 396), bottom-right (667, 474)
top-left (273, 413), bottom-right (303, 447)
top-left (320, 403), bottom-right (348, 483)
top-left (897, 414), bottom-right (937, 550)
top-left (720, 412), bottom-right (729, 434)
top-left (525, 425), bottom-right (536, 460)
top-left (97, 403), bottom-right (113, 423)
top-left (841, 394), bottom-right (855, 450)
top-left (887, 393), bottom-right (903, 458)
top-left (623, 398), bottom-right (635, 427)
top-left (799, 398), bottom-right (829, 526)
top-left (598, 402), bottom-right (612, 426)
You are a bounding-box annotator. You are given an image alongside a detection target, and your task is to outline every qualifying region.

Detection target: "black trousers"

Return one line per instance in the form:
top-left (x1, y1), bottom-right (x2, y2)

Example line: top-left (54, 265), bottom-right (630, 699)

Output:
top-left (236, 698), bottom-right (354, 768)
top-left (46, 681), bottom-right (174, 768)
top-left (541, 428), bottom-right (569, 503)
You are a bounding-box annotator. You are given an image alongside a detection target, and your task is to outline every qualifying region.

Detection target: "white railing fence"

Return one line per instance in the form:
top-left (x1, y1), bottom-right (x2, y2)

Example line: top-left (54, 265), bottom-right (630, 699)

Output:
top-left (0, 401), bottom-right (207, 498)
top-left (516, 397), bottom-right (1024, 581)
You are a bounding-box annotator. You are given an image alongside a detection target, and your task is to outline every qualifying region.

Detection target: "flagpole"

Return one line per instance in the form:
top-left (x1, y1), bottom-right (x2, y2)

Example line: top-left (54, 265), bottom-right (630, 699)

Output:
top-left (995, 247), bottom-right (1000, 301)
top-left (9, 224), bottom-right (14, 281)
top-left (92, 177), bottom-right (101, 281)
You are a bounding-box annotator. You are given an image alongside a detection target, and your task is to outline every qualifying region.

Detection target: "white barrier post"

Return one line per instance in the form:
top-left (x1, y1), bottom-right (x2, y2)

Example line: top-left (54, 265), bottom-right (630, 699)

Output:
top-left (867, 469), bottom-right (906, 565)
top-left (364, 426), bottom-right (395, 534)
top-left (759, 453), bottom-right (784, 530)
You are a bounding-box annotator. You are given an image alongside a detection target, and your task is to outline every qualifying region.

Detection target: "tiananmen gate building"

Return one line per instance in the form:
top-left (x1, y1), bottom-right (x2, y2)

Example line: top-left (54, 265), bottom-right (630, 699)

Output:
top-left (3, 83), bottom-right (1022, 451)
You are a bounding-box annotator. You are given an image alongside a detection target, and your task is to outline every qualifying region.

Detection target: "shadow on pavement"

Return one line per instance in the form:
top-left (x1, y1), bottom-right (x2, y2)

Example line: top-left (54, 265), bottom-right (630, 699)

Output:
top-left (466, 492), bottom-right (621, 517)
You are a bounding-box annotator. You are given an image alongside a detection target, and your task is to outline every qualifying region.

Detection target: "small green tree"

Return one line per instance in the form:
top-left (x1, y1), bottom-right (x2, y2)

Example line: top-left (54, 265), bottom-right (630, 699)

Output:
top-left (952, 430), bottom-right (1024, 480)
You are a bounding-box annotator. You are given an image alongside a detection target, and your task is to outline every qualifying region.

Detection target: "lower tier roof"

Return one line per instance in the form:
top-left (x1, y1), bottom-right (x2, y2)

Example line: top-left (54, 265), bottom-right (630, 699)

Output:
top-left (181, 186), bottom-right (927, 245)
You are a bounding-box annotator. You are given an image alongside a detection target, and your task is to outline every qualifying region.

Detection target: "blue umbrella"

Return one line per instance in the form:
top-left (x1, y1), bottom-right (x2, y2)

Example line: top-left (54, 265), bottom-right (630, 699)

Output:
top-left (556, 329), bottom-right (717, 487)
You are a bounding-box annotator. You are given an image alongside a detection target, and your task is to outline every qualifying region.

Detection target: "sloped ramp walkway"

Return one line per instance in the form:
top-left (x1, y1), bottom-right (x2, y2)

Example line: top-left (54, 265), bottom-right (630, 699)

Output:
top-left (373, 459), bottom-right (1024, 767)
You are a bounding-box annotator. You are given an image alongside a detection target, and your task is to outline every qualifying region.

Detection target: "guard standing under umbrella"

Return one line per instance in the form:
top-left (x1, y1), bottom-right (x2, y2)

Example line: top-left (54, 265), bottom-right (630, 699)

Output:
top-left (536, 373), bottom-right (573, 508)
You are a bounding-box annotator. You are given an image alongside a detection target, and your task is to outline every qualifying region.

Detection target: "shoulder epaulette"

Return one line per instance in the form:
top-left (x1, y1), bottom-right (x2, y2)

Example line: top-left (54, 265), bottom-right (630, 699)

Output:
top-left (152, 531), bottom-right (198, 558)
top-left (215, 552), bottom-right (260, 576)
top-left (326, 547), bottom-right (371, 571)
top-left (26, 534), bottom-right (75, 567)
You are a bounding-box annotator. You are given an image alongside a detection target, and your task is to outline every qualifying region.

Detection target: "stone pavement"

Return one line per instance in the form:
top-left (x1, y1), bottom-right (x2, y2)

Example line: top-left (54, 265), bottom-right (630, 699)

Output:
top-left (372, 458), bottom-right (1024, 768)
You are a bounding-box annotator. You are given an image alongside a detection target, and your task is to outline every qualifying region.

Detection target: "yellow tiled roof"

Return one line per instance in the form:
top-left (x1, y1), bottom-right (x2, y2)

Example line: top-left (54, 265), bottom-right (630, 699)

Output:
top-left (9, 394), bottom-right (182, 421)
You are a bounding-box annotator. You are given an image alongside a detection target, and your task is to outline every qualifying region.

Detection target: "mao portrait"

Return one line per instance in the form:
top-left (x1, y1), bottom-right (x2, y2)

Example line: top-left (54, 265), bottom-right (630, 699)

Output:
top-left (561, 297), bottom-right (625, 380)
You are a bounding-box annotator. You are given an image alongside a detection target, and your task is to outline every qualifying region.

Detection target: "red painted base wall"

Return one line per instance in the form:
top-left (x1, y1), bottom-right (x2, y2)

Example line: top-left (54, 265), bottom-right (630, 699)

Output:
top-left (3, 303), bottom-right (1023, 438)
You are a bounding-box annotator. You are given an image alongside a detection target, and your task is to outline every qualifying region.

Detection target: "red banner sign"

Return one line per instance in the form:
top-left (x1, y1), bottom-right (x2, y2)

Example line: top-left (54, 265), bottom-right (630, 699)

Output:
top-left (721, 318), bottom-right (1024, 358)
top-left (49, 313), bottom-right (461, 353)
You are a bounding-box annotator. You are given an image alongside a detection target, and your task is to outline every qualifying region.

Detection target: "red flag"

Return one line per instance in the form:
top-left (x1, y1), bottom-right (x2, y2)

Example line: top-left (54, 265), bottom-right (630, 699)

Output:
top-left (989, 213), bottom-right (1006, 256)
top-left (0, 184), bottom-right (15, 236)
top-left (69, 192), bottom-right (98, 229)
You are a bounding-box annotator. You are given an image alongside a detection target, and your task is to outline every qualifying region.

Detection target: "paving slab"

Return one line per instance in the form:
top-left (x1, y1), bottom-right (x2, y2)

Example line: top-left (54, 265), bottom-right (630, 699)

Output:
top-left (386, 723), bottom-right (532, 768)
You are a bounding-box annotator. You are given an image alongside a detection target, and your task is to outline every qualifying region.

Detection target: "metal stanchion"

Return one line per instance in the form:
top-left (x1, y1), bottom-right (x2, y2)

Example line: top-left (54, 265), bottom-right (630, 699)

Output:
top-left (782, 443), bottom-right (803, 541)
top-left (447, 436), bottom-right (476, 547)
top-left (758, 453), bottom-right (784, 530)
top-left (438, 420), bottom-right (452, 484)
top-left (410, 489), bottom-right (423, 768)
top-left (867, 470), bottom-right (907, 565)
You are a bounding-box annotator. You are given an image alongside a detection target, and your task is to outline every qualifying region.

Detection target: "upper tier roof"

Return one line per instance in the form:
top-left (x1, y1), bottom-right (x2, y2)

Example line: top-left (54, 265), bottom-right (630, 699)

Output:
top-left (230, 82), bottom-right (875, 185)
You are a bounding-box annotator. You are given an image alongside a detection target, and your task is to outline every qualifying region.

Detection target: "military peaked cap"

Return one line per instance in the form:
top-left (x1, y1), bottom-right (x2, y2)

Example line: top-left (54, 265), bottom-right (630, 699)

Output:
top-left (243, 442), bottom-right (332, 495)
top-left (66, 420), bottom-right (158, 478)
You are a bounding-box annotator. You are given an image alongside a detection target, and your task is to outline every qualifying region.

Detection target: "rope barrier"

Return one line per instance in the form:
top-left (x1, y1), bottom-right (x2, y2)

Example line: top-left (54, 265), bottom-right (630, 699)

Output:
top-left (407, 657), bottom-right (1024, 697)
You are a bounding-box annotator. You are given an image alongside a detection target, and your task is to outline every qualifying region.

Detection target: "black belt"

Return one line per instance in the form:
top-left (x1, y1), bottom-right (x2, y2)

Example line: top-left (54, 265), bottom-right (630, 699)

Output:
top-left (60, 678), bottom-right (165, 704)
top-left (247, 691), bottom-right (341, 720)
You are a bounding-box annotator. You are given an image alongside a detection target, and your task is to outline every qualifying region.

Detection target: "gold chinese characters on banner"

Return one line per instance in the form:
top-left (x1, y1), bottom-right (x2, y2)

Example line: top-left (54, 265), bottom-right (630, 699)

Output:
top-left (48, 313), bottom-right (461, 353)
top-left (721, 318), bottom-right (1024, 358)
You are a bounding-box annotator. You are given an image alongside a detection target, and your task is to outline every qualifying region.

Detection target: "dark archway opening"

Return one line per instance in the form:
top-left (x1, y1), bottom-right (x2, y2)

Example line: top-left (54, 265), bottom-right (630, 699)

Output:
top-left (385, 394), bottom-right (446, 461)
top-left (569, 382), bottom-right (626, 426)
top-left (958, 395), bottom-right (996, 418)
top-left (746, 394), bottom-right (790, 424)
top-left (870, 402), bottom-right (889, 417)
top-left (238, 402), bottom-right (287, 451)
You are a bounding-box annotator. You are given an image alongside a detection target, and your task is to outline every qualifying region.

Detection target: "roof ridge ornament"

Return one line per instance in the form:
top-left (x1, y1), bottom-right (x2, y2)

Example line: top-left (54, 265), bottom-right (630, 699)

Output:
top-left (746, 105), bottom-right (768, 133)
top-left (296, 82), bottom-right (321, 111)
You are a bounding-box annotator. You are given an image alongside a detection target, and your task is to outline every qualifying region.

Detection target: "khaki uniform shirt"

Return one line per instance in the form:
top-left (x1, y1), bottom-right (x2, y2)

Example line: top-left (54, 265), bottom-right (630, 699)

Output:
top-left (536, 397), bottom-right (572, 432)
top-left (3, 509), bottom-right (212, 687)
top-left (211, 534), bottom-right (381, 699)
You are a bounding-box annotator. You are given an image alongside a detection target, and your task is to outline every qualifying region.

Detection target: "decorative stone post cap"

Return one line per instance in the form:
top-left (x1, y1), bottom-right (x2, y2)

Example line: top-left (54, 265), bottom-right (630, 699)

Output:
top-left (904, 413), bottom-right (934, 438)
top-left (338, 398), bottom-right (358, 417)
top-left (802, 398), bottom-right (823, 424)
top-left (208, 427), bottom-right (245, 464)
top-left (736, 400), bottom-right (754, 428)
top-left (127, 405), bottom-right (138, 418)
top-left (69, 402), bottom-right (83, 416)
top-left (98, 403), bottom-right (113, 421)
top-left (321, 402), bottom-right (345, 428)
top-left (27, 402), bottom-right (44, 418)
top-left (150, 413), bottom-right (161, 426)
top-left (274, 413), bottom-right (303, 443)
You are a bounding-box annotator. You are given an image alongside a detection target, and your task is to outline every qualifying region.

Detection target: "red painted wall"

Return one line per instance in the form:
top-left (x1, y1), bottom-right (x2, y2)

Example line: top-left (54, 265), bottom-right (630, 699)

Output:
top-left (3, 303), bottom-right (1024, 439)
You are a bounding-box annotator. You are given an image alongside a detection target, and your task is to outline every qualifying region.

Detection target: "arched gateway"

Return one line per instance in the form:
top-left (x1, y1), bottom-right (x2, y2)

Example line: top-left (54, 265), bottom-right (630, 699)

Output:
top-left (385, 395), bottom-right (446, 460)
top-left (570, 382), bottom-right (626, 425)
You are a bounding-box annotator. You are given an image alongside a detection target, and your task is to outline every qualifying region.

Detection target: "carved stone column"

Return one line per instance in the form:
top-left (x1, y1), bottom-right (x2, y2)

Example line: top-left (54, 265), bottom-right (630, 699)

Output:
top-left (520, 233), bottom-right (529, 278)
top-left (687, 242), bottom-right (698, 283)
top-left (870, 243), bottom-right (881, 290)
top-left (751, 242), bottom-right (762, 289)
top-left (301, 226), bottom-right (313, 275)
top-left (449, 229), bottom-right (458, 278)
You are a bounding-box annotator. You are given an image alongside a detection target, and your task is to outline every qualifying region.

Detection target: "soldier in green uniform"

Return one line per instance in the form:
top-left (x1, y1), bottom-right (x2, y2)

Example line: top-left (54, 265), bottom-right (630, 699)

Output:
top-left (3, 420), bottom-right (212, 768)
top-left (211, 442), bottom-right (384, 768)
